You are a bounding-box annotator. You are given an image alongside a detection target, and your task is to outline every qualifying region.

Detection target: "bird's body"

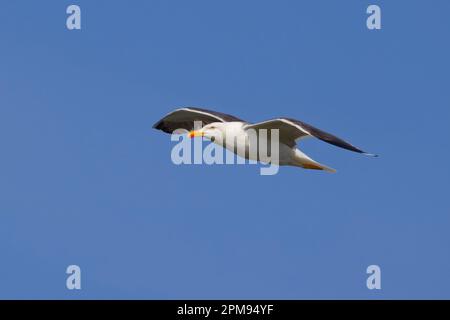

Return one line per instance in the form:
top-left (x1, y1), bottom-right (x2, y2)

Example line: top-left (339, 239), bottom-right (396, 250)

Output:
top-left (153, 107), bottom-right (377, 173)
top-left (204, 121), bottom-right (328, 170)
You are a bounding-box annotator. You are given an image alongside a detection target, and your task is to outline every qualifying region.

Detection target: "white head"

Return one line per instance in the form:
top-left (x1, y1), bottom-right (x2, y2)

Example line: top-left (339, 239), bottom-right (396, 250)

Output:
top-left (188, 122), bottom-right (227, 145)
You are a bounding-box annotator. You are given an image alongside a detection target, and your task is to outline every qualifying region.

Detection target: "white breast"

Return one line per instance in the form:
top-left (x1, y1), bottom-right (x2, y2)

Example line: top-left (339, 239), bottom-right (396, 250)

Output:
top-left (217, 122), bottom-right (295, 165)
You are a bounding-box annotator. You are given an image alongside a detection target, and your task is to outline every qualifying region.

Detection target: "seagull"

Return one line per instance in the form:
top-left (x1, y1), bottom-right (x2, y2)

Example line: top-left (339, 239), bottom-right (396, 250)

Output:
top-left (153, 107), bottom-right (377, 173)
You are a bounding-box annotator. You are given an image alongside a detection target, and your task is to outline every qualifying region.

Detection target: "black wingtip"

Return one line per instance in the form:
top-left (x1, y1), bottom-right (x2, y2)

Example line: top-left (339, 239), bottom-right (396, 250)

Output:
top-left (152, 120), bottom-right (162, 130)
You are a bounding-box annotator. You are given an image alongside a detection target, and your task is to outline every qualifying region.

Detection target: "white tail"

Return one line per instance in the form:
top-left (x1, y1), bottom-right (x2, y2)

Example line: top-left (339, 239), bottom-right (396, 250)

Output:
top-left (292, 149), bottom-right (336, 173)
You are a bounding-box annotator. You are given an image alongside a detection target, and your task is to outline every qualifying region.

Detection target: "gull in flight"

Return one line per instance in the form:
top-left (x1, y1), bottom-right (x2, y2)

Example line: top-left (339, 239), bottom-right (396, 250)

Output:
top-left (153, 107), bottom-right (377, 173)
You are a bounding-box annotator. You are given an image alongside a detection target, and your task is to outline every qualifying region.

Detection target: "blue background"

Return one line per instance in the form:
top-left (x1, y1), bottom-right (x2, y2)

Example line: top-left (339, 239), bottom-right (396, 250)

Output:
top-left (0, 0), bottom-right (449, 299)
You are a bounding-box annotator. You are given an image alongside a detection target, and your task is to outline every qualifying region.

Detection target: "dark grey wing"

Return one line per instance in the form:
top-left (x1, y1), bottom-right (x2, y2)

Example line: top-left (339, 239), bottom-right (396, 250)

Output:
top-left (245, 118), bottom-right (377, 156)
top-left (283, 118), bottom-right (377, 156)
top-left (243, 119), bottom-right (309, 148)
top-left (153, 107), bottom-right (245, 134)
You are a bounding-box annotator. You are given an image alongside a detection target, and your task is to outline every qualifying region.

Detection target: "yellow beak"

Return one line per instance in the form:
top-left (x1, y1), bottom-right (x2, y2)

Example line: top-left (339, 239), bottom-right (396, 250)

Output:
top-left (188, 130), bottom-right (204, 138)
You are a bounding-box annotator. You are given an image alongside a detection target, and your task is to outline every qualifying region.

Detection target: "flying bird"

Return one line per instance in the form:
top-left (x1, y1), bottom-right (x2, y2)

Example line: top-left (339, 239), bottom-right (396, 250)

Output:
top-left (153, 107), bottom-right (377, 173)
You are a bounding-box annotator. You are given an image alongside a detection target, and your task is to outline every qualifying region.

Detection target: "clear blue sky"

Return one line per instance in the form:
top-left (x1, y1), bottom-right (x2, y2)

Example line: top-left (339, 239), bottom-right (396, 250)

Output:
top-left (0, 0), bottom-right (449, 299)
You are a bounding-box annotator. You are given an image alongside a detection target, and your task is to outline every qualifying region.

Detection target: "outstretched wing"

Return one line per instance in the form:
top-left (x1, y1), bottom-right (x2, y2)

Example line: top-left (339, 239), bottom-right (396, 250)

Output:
top-left (244, 118), bottom-right (377, 156)
top-left (153, 107), bottom-right (245, 134)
